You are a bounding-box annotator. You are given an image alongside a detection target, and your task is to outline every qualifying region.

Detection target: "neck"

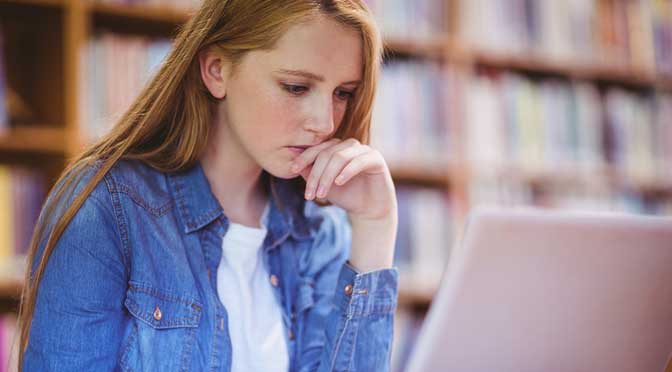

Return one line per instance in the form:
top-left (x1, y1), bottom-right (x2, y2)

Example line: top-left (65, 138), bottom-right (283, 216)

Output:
top-left (201, 120), bottom-right (268, 228)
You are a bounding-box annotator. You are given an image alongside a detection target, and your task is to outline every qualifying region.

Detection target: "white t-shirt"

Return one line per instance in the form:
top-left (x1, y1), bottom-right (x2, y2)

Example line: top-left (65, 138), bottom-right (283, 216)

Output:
top-left (216, 201), bottom-right (289, 372)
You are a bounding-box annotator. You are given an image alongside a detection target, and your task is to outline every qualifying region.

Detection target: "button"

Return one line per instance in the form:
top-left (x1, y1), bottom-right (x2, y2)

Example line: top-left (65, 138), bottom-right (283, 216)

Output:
top-left (270, 274), bottom-right (279, 287)
top-left (153, 306), bottom-right (162, 321)
top-left (288, 329), bottom-right (295, 341)
top-left (344, 284), bottom-right (353, 295)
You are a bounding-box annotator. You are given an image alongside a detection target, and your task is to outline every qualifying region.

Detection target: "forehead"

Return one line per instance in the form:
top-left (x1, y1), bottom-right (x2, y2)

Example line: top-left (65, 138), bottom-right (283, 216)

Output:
top-left (246, 15), bottom-right (363, 83)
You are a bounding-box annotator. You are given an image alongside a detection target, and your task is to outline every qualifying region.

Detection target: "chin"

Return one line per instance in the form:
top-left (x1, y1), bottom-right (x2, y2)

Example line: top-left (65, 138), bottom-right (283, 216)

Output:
top-left (272, 172), bottom-right (301, 180)
top-left (262, 163), bottom-right (302, 180)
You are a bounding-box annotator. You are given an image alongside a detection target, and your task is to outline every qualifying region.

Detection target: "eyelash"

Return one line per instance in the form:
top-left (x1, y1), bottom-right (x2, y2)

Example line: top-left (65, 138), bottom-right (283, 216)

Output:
top-left (282, 84), bottom-right (354, 101)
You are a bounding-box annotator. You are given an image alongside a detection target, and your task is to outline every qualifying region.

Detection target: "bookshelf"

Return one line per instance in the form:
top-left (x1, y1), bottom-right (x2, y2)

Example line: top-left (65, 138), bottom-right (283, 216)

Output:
top-left (1, 0), bottom-right (671, 370)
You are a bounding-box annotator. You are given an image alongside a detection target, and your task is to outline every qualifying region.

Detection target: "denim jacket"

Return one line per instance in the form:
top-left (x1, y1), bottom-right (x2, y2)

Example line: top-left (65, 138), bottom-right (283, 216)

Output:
top-left (24, 158), bottom-right (398, 371)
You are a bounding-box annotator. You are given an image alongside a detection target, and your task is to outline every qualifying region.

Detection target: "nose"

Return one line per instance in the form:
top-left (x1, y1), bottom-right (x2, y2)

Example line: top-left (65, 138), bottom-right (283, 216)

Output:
top-left (303, 95), bottom-right (335, 136)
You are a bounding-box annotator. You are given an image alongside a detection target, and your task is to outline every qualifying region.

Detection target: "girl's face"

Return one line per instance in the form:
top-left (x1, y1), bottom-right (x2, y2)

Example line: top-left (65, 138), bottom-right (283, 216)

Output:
top-left (217, 15), bottom-right (363, 179)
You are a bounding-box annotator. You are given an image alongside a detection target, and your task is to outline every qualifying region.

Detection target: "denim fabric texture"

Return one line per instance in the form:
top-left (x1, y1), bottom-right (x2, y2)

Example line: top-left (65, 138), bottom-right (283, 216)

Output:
top-left (24, 158), bottom-right (398, 371)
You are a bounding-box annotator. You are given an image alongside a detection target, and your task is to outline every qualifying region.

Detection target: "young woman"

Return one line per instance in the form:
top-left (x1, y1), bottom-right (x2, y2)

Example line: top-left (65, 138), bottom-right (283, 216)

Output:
top-left (18, 0), bottom-right (398, 371)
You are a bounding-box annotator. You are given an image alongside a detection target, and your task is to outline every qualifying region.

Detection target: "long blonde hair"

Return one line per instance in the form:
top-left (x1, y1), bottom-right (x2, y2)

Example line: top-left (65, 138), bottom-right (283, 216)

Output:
top-left (17, 0), bottom-right (382, 367)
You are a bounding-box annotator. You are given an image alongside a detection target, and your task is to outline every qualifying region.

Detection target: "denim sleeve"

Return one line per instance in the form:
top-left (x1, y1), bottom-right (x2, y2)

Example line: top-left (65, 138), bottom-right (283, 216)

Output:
top-left (23, 173), bottom-right (128, 371)
top-left (296, 206), bottom-right (398, 372)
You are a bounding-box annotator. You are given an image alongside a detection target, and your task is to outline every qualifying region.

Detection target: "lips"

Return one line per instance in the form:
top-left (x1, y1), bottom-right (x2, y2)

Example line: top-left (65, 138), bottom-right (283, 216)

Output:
top-left (287, 146), bottom-right (307, 155)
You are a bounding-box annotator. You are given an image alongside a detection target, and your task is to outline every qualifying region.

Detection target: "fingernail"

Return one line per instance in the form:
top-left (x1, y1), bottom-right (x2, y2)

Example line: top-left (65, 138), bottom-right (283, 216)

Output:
top-left (305, 190), bottom-right (313, 200)
top-left (317, 186), bottom-right (325, 198)
top-left (335, 175), bottom-right (344, 184)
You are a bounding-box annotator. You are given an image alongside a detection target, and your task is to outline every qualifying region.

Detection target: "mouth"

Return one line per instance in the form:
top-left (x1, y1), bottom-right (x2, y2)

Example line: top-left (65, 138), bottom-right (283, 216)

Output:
top-left (286, 146), bottom-right (308, 154)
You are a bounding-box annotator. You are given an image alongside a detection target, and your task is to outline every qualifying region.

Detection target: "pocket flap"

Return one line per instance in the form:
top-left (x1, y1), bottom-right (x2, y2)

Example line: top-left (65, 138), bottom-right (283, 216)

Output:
top-left (124, 282), bottom-right (202, 329)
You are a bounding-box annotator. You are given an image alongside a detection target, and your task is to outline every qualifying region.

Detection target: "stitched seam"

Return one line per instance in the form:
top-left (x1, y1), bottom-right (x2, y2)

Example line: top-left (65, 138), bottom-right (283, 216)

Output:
top-left (329, 316), bottom-right (351, 372)
top-left (180, 324), bottom-right (196, 372)
top-left (125, 299), bottom-right (201, 328)
top-left (119, 321), bottom-right (138, 372)
top-left (113, 183), bottom-right (173, 217)
top-left (127, 282), bottom-right (202, 307)
top-left (345, 318), bottom-right (359, 372)
top-left (103, 173), bottom-right (131, 272)
top-left (173, 176), bottom-right (194, 231)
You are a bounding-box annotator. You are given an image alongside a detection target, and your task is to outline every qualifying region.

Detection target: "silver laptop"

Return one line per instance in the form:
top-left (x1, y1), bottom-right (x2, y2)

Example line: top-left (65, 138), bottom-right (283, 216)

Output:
top-left (405, 207), bottom-right (672, 372)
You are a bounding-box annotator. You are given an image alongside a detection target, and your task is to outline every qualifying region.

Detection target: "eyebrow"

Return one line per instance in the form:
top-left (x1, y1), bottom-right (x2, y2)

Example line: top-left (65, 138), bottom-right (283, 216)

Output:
top-left (275, 69), bottom-right (361, 85)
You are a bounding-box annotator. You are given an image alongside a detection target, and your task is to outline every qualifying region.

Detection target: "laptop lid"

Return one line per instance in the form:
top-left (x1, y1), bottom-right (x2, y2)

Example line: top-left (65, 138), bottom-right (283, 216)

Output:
top-left (406, 207), bottom-right (672, 372)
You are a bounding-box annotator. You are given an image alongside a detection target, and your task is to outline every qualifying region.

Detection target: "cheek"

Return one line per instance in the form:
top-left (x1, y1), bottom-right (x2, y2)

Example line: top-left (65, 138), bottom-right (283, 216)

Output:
top-left (333, 102), bottom-right (348, 129)
top-left (237, 93), bottom-right (306, 156)
top-left (239, 89), bottom-right (300, 135)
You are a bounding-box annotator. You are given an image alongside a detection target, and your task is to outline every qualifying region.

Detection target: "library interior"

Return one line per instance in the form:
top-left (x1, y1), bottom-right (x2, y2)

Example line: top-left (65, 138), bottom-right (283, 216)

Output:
top-left (0, 0), bottom-right (671, 371)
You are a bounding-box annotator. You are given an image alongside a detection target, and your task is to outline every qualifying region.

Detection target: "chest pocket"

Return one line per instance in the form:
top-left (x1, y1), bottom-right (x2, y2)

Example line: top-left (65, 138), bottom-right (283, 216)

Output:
top-left (120, 281), bottom-right (203, 372)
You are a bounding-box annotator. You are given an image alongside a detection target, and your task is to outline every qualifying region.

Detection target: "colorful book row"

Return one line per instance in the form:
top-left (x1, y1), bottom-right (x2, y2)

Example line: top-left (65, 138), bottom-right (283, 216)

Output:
top-left (459, 0), bottom-right (672, 75)
top-left (0, 313), bottom-right (17, 372)
top-left (0, 166), bottom-right (47, 261)
top-left (80, 32), bottom-right (172, 142)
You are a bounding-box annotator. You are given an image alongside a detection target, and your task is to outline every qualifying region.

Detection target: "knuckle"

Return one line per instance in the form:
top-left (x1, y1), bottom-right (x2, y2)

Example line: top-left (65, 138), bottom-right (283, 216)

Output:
top-left (334, 151), bottom-right (349, 163)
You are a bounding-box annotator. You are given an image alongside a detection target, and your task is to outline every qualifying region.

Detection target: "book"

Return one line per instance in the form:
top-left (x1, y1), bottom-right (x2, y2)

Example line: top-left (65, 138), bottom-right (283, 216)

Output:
top-left (394, 185), bottom-right (455, 289)
top-left (364, 0), bottom-right (447, 40)
top-left (81, 32), bottom-right (172, 142)
top-left (371, 60), bottom-right (451, 166)
top-left (458, 0), bottom-right (672, 74)
top-left (0, 167), bottom-right (11, 262)
top-left (0, 313), bottom-right (17, 372)
top-left (0, 165), bottom-right (47, 263)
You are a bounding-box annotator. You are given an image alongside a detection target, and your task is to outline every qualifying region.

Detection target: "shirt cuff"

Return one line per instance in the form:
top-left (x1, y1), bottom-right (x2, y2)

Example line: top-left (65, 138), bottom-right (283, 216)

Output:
top-left (333, 261), bottom-right (398, 318)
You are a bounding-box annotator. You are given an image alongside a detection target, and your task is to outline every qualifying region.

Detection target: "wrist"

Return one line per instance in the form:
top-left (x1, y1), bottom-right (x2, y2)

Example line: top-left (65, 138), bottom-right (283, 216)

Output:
top-left (348, 212), bottom-right (397, 273)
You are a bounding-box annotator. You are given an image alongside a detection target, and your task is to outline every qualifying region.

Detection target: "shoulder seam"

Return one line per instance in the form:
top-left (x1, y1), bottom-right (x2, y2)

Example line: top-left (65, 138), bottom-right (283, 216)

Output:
top-left (102, 171), bottom-right (132, 273)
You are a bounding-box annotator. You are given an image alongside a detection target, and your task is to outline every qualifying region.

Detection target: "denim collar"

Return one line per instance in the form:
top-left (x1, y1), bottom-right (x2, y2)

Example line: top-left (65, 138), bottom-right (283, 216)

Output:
top-left (167, 161), bottom-right (314, 244)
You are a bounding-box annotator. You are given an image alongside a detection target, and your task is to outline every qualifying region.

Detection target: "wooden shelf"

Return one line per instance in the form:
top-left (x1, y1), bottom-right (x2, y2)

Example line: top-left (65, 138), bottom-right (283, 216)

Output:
top-left (390, 161), bottom-right (465, 189)
top-left (89, 2), bottom-right (192, 37)
top-left (398, 287), bottom-right (434, 308)
top-left (0, 277), bottom-right (22, 300)
top-left (383, 36), bottom-right (672, 90)
top-left (398, 273), bottom-right (437, 307)
top-left (90, 2), bottom-right (191, 24)
top-left (0, 126), bottom-right (66, 154)
top-left (0, 0), bottom-right (64, 9)
top-left (466, 164), bottom-right (672, 199)
top-left (0, 256), bottom-right (25, 301)
top-left (384, 35), bottom-right (454, 61)
top-left (468, 49), bottom-right (672, 90)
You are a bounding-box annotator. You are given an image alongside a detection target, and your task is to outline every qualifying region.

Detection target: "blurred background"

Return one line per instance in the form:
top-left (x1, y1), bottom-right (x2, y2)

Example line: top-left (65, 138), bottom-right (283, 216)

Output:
top-left (0, 0), bottom-right (671, 371)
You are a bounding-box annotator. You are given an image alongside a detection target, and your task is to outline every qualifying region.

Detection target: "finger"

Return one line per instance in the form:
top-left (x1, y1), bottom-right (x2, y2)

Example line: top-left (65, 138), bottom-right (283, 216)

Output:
top-left (334, 150), bottom-right (383, 186)
top-left (291, 138), bottom-right (341, 174)
top-left (304, 139), bottom-right (360, 200)
top-left (315, 145), bottom-right (370, 199)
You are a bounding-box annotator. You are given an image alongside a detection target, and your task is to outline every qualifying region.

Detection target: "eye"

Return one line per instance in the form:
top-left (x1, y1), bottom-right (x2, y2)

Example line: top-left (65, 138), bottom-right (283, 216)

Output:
top-left (282, 84), bottom-right (309, 95)
top-left (334, 88), bottom-right (354, 101)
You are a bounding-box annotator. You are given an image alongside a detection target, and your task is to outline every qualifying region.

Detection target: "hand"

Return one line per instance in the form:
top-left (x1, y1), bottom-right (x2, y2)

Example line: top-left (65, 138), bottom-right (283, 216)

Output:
top-left (289, 138), bottom-right (397, 222)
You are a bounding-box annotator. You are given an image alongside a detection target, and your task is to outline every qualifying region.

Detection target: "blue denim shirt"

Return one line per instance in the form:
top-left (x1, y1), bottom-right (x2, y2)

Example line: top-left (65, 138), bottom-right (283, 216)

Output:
top-left (24, 159), bottom-right (398, 371)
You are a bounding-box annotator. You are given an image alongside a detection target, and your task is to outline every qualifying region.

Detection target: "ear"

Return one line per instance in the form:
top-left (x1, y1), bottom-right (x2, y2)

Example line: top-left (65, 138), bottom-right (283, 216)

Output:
top-left (198, 46), bottom-right (232, 99)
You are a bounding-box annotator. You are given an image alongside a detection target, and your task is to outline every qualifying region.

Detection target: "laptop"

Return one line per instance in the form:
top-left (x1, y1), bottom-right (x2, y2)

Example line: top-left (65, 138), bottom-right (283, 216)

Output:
top-left (405, 207), bottom-right (672, 372)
